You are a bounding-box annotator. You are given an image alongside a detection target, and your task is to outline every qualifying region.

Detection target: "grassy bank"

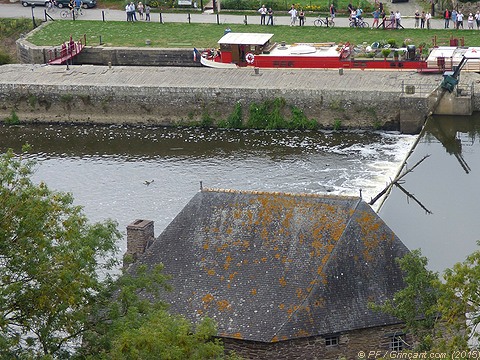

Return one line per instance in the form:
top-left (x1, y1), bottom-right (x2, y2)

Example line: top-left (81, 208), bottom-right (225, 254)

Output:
top-left (26, 20), bottom-right (480, 49)
top-left (0, 18), bottom-right (34, 63)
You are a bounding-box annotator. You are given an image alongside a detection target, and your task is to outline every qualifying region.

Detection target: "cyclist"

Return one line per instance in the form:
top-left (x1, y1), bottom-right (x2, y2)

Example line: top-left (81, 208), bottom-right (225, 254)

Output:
top-left (354, 7), bottom-right (363, 26)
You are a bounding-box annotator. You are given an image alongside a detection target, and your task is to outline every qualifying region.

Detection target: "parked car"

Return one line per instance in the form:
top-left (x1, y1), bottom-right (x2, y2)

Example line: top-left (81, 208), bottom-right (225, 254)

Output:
top-left (55, 0), bottom-right (96, 8)
top-left (21, 0), bottom-right (51, 7)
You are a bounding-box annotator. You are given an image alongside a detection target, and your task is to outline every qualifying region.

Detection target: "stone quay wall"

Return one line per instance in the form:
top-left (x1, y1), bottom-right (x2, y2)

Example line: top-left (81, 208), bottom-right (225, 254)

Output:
top-left (0, 77), bottom-right (411, 131)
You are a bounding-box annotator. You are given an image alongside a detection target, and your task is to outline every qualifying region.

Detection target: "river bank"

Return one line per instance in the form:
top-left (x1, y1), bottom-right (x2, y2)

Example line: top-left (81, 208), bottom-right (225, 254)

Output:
top-left (2, 63), bottom-right (466, 133)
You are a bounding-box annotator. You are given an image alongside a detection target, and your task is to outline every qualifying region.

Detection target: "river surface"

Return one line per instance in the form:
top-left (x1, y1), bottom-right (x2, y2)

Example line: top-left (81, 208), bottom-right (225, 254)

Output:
top-left (1, 119), bottom-right (479, 274)
top-left (0, 124), bottom-right (415, 256)
top-left (380, 114), bottom-right (480, 274)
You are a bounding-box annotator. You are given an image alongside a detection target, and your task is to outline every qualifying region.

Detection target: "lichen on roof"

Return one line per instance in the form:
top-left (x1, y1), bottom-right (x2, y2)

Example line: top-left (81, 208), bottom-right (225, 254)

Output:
top-left (134, 189), bottom-right (409, 342)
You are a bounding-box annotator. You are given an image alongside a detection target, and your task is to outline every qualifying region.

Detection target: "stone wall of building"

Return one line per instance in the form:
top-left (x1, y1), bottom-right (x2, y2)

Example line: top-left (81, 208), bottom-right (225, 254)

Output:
top-left (222, 324), bottom-right (412, 360)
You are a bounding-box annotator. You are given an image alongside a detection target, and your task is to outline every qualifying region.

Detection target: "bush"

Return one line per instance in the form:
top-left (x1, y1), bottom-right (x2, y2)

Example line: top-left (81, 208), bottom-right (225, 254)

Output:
top-left (0, 51), bottom-right (11, 65)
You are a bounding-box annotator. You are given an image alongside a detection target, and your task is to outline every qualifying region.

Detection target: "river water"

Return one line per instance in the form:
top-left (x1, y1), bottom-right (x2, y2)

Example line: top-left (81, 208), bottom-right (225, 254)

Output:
top-left (1, 119), bottom-right (478, 274)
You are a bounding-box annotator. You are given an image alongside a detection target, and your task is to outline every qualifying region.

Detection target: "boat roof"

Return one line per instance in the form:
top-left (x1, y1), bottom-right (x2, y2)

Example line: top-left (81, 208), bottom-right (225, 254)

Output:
top-left (218, 32), bottom-right (274, 46)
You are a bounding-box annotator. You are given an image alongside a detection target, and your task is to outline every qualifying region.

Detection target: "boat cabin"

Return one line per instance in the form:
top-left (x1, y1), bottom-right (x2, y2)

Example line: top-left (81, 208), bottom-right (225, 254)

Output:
top-left (217, 32), bottom-right (274, 65)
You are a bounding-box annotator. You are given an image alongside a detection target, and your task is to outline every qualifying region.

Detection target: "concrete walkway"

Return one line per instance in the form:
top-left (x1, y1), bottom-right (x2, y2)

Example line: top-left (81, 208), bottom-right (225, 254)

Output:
top-left (0, 1), bottom-right (448, 29)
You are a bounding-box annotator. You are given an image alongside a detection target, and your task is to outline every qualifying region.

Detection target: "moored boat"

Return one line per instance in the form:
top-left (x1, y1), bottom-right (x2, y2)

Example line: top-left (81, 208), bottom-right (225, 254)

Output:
top-left (200, 32), bottom-right (480, 73)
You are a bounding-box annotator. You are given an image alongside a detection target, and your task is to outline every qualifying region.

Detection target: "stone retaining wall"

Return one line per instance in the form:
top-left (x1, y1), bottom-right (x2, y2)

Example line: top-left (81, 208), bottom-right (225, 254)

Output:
top-left (0, 81), bottom-right (407, 131)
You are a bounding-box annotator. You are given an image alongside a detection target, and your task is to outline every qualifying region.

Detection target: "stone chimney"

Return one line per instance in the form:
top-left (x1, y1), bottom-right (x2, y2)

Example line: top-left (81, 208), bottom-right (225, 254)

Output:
top-left (125, 219), bottom-right (155, 265)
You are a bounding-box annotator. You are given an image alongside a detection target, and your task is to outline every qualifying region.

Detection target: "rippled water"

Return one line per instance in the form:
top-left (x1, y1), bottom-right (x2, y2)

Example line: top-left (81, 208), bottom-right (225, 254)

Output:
top-left (0, 124), bottom-right (415, 255)
top-left (380, 114), bottom-right (480, 273)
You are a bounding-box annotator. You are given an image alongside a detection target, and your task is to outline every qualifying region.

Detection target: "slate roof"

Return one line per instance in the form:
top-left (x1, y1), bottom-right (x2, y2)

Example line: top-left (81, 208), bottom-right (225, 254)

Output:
top-left (132, 189), bottom-right (409, 343)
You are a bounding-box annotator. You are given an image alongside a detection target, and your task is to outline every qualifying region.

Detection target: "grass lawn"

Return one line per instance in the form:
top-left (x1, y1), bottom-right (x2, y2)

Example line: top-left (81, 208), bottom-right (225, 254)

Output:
top-left (26, 20), bottom-right (480, 49)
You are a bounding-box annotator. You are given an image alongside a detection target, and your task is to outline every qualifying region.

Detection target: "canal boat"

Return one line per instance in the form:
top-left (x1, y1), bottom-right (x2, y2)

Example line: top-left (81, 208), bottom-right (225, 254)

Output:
top-left (199, 32), bottom-right (480, 72)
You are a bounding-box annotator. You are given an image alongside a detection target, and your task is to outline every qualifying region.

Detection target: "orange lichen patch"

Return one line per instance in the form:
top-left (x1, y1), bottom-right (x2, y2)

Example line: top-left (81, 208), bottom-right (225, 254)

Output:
top-left (251, 288), bottom-right (257, 295)
top-left (271, 336), bottom-right (279, 343)
top-left (261, 228), bottom-right (269, 241)
top-left (196, 309), bottom-right (204, 315)
top-left (217, 299), bottom-right (232, 312)
top-left (226, 227), bottom-right (233, 235)
top-left (224, 254), bottom-right (233, 270)
top-left (279, 277), bottom-right (287, 287)
top-left (287, 305), bottom-right (300, 315)
top-left (261, 257), bottom-right (268, 263)
top-left (229, 271), bottom-right (238, 281)
top-left (320, 272), bottom-right (328, 284)
top-left (311, 239), bottom-right (323, 256)
top-left (295, 329), bottom-right (310, 337)
top-left (296, 288), bottom-right (303, 299)
top-left (275, 253), bottom-right (281, 260)
top-left (316, 265), bottom-right (324, 275)
top-left (322, 254), bottom-right (329, 265)
top-left (242, 240), bottom-right (250, 249)
top-left (216, 243), bottom-right (228, 253)
top-left (202, 293), bottom-right (214, 305)
top-left (207, 269), bottom-right (215, 276)
top-left (220, 275), bottom-right (225, 281)
top-left (313, 297), bottom-right (326, 308)
top-left (203, 243), bottom-right (209, 250)
top-left (279, 303), bottom-right (285, 310)
top-left (231, 333), bottom-right (243, 339)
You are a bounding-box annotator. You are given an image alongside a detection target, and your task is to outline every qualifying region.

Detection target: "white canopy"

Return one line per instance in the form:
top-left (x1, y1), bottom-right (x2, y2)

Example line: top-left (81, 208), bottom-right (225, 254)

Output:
top-left (218, 32), bottom-right (274, 46)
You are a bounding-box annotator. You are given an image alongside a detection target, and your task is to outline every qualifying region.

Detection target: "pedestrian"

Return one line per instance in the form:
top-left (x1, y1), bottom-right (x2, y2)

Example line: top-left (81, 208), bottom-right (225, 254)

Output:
top-left (372, 8), bottom-right (380, 28)
top-left (137, 2), bottom-right (144, 19)
top-left (475, 11), bottom-right (480, 29)
top-left (258, 4), bottom-right (267, 25)
top-left (347, 2), bottom-right (354, 20)
top-left (414, 10), bottom-right (420, 28)
top-left (425, 11), bottom-right (431, 29)
top-left (125, 2), bottom-right (132, 21)
top-left (451, 9), bottom-right (457, 29)
top-left (298, 9), bottom-right (305, 26)
top-left (267, 7), bottom-right (274, 25)
top-left (288, 5), bottom-right (297, 26)
top-left (468, 13), bottom-right (474, 29)
top-left (395, 10), bottom-right (401, 29)
top-left (457, 11), bottom-right (464, 29)
top-left (420, 11), bottom-right (425, 29)
top-left (145, 3), bottom-right (150, 21)
top-left (444, 8), bottom-right (450, 28)
top-left (329, 3), bottom-right (336, 24)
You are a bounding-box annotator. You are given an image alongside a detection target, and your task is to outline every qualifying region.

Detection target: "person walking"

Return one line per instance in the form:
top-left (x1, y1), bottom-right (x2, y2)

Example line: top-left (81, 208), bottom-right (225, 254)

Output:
top-left (372, 8), bottom-right (380, 28)
top-left (329, 3), bottom-right (336, 25)
top-left (258, 4), bottom-right (267, 25)
top-left (288, 4), bottom-right (297, 26)
top-left (444, 8), bottom-right (450, 28)
top-left (475, 11), bottom-right (480, 30)
top-left (267, 7), bottom-right (274, 25)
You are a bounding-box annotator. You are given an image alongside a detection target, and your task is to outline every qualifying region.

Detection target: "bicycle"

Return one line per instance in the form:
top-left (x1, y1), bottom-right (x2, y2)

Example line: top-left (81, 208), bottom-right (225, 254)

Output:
top-left (313, 15), bottom-right (335, 27)
top-left (349, 18), bottom-right (369, 28)
top-left (60, 7), bottom-right (83, 18)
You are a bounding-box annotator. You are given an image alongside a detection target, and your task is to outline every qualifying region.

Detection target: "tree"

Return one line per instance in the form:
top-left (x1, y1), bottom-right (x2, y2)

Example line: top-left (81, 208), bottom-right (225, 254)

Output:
top-left (0, 147), bottom-right (230, 359)
top-left (436, 241), bottom-right (480, 351)
top-left (0, 147), bottom-right (122, 358)
top-left (370, 249), bottom-right (442, 351)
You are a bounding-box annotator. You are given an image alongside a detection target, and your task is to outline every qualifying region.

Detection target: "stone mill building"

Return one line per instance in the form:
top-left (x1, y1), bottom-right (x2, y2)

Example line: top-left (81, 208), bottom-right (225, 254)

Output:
top-left (125, 189), bottom-right (412, 359)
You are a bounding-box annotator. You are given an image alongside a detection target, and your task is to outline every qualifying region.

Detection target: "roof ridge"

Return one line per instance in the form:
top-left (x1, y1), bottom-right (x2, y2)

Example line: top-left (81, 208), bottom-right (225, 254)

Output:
top-left (201, 187), bottom-right (360, 201)
top-left (268, 197), bottom-right (364, 342)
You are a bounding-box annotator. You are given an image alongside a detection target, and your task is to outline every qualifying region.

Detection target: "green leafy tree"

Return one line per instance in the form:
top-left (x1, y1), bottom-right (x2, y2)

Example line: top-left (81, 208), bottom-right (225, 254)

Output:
top-left (0, 147), bottom-right (231, 359)
top-left (0, 146), bottom-right (122, 358)
top-left (370, 249), bottom-right (442, 351)
top-left (436, 241), bottom-right (480, 351)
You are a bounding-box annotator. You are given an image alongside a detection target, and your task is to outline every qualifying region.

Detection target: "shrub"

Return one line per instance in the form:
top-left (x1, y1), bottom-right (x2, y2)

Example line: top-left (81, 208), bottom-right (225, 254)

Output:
top-left (4, 110), bottom-right (20, 125)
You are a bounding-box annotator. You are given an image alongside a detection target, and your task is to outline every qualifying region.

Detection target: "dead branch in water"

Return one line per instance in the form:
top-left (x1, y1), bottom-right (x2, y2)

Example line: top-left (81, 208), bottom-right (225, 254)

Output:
top-left (368, 155), bottom-right (430, 206)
